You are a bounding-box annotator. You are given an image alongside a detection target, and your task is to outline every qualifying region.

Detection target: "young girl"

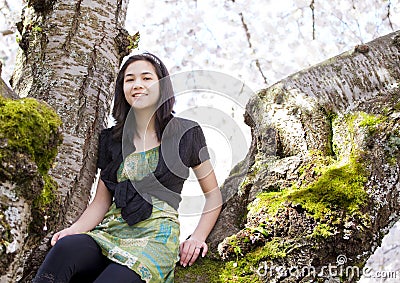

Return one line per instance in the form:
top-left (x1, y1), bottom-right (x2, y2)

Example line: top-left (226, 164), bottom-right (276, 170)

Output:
top-left (33, 52), bottom-right (222, 283)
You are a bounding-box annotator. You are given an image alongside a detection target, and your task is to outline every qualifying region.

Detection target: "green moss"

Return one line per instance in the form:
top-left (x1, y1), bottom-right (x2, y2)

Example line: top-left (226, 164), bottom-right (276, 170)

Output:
top-left (0, 96), bottom-right (62, 174)
top-left (29, 172), bottom-right (60, 234)
top-left (31, 24), bottom-right (43, 32)
top-left (358, 112), bottom-right (385, 134)
top-left (310, 223), bottom-right (333, 239)
top-left (33, 174), bottom-right (57, 212)
top-left (250, 238), bottom-right (288, 260)
top-left (176, 239), bottom-right (288, 283)
top-left (175, 258), bottom-right (225, 283)
top-left (342, 111), bottom-right (384, 144)
top-left (248, 153), bottom-right (368, 221)
top-left (298, 150), bottom-right (335, 177)
top-left (289, 156), bottom-right (368, 219)
top-left (220, 238), bottom-right (288, 282)
top-left (225, 234), bottom-right (243, 259)
top-left (27, 169), bottom-right (61, 234)
top-left (219, 261), bottom-right (261, 282)
top-left (0, 96), bottom-right (62, 233)
top-left (248, 190), bottom-right (288, 216)
top-left (249, 226), bottom-right (269, 238)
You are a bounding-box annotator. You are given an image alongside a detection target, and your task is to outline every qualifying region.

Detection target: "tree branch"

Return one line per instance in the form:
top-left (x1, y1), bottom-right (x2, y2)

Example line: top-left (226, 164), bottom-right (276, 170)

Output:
top-left (310, 0), bottom-right (315, 40)
top-left (386, 1), bottom-right (394, 31)
top-left (239, 12), bottom-right (268, 85)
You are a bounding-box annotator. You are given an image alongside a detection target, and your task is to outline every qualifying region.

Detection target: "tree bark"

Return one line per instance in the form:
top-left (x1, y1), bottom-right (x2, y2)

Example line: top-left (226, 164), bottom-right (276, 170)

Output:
top-left (8, 0), bottom-right (133, 281)
top-left (0, 66), bottom-right (17, 99)
top-left (196, 30), bottom-right (400, 282)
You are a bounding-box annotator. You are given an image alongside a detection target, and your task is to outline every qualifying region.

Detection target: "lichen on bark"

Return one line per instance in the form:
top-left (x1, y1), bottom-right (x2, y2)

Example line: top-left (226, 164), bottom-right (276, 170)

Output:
top-left (0, 95), bottom-right (62, 282)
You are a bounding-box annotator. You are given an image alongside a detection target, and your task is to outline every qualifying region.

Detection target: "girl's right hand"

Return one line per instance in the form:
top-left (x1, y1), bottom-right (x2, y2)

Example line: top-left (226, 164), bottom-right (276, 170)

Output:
top-left (51, 227), bottom-right (79, 246)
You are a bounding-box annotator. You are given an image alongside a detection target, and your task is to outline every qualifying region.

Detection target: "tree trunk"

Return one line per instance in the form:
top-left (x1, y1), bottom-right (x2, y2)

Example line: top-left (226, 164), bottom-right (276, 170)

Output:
top-left (0, 63), bottom-right (17, 99)
top-left (176, 30), bottom-right (400, 282)
top-left (8, 0), bottom-right (133, 281)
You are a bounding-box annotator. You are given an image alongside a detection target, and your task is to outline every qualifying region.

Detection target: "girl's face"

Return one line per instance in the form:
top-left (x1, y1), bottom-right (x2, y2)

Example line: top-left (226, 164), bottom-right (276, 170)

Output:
top-left (123, 60), bottom-right (160, 112)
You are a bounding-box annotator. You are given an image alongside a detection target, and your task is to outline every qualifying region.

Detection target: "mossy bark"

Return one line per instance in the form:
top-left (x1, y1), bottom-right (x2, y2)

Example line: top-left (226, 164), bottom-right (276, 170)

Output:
top-left (0, 95), bottom-right (62, 282)
top-left (5, 0), bottom-right (135, 281)
top-left (11, 0), bottom-right (132, 228)
top-left (182, 31), bottom-right (400, 282)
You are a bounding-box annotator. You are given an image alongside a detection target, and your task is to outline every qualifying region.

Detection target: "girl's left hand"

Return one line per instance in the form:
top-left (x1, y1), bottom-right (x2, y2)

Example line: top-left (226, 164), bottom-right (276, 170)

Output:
top-left (179, 236), bottom-right (208, 267)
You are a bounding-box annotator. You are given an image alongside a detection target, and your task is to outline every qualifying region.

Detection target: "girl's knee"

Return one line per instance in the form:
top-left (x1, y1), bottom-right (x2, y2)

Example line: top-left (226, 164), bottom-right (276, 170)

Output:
top-left (35, 234), bottom-right (103, 282)
top-left (52, 234), bottom-right (96, 255)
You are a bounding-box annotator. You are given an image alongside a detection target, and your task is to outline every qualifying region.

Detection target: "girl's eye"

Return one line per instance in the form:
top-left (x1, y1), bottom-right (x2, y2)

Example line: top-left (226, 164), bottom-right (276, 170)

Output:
top-left (143, 77), bottom-right (152, 80)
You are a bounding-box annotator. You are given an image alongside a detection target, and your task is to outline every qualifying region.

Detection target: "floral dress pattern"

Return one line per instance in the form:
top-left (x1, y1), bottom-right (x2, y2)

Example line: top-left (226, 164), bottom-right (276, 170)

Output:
top-left (86, 146), bottom-right (180, 283)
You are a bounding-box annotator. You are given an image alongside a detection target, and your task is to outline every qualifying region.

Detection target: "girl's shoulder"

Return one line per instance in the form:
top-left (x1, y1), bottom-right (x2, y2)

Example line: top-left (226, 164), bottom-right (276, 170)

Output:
top-left (163, 117), bottom-right (205, 146)
top-left (168, 117), bottom-right (206, 146)
top-left (168, 116), bottom-right (201, 134)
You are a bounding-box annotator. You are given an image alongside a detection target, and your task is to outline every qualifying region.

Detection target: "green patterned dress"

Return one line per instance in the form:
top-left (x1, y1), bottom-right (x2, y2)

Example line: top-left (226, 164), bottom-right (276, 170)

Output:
top-left (86, 146), bottom-right (180, 283)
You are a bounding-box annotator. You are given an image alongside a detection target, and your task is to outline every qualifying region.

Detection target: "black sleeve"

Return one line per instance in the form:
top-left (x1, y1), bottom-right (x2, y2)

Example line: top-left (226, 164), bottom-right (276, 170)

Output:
top-left (190, 124), bottom-right (210, 168)
top-left (97, 128), bottom-right (113, 170)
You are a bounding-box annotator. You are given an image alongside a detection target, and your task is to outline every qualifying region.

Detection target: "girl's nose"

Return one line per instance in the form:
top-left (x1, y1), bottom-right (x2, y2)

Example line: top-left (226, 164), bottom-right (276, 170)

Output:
top-left (133, 80), bottom-right (144, 89)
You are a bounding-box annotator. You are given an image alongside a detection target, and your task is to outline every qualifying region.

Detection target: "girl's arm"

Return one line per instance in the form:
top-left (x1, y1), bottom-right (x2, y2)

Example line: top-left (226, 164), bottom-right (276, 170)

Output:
top-left (51, 179), bottom-right (112, 246)
top-left (179, 159), bottom-right (222, 267)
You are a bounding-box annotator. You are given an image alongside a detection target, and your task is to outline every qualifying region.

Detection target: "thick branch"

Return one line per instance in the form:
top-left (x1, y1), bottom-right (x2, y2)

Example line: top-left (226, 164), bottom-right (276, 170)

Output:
top-left (203, 30), bottom-right (400, 283)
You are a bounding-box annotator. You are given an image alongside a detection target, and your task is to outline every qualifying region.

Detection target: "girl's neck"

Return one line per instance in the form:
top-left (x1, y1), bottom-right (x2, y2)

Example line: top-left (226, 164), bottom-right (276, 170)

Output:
top-left (134, 109), bottom-right (157, 138)
top-left (133, 110), bottom-right (160, 153)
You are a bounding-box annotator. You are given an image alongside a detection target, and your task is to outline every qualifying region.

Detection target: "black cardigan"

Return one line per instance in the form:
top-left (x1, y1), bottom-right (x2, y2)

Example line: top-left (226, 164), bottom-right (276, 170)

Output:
top-left (97, 117), bottom-right (210, 225)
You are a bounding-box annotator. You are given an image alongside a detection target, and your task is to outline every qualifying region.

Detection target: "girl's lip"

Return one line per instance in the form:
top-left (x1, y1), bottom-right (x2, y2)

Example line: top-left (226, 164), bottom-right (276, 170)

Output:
top-left (133, 93), bottom-right (147, 97)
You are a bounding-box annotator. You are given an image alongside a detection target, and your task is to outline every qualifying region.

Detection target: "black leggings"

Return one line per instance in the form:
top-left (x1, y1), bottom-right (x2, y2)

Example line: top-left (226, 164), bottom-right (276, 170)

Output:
top-left (33, 234), bottom-right (145, 283)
